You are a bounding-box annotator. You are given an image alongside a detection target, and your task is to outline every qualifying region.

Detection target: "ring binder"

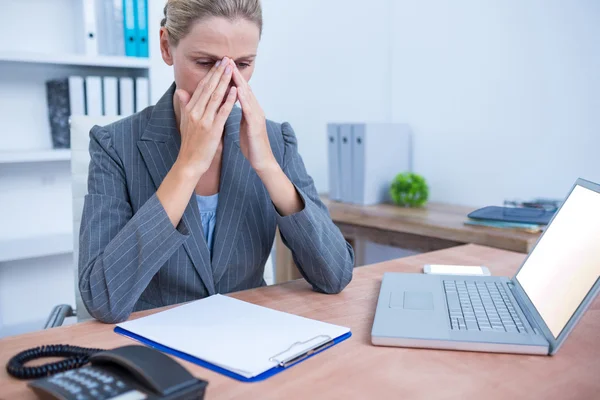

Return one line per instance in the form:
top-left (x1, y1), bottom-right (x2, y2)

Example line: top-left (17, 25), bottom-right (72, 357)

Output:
top-left (269, 335), bottom-right (334, 368)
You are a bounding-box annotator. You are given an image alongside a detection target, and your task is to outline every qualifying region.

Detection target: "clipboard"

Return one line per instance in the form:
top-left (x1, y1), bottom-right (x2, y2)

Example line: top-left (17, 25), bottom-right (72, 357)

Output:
top-left (114, 295), bottom-right (352, 382)
top-left (115, 327), bottom-right (351, 382)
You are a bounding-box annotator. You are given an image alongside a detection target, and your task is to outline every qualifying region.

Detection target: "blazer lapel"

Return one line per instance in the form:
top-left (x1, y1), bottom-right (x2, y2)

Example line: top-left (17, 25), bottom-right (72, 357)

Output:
top-left (211, 108), bottom-right (254, 285)
top-left (137, 83), bottom-right (216, 295)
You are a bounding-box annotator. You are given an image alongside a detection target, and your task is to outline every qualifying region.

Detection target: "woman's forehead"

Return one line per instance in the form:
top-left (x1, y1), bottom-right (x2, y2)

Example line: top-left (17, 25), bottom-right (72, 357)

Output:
top-left (180, 17), bottom-right (259, 57)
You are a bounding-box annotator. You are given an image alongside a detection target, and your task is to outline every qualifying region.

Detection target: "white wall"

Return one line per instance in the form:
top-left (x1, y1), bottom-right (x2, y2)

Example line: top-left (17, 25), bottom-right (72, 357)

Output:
top-left (391, 0), bottom-right (600, 207)
top-left (149, 0), bottom-right (173, 103)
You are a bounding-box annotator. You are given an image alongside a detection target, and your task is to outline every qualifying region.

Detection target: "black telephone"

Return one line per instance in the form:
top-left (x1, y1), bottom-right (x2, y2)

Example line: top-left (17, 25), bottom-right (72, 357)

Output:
top-left (12, 345), bottom-right (207, 400)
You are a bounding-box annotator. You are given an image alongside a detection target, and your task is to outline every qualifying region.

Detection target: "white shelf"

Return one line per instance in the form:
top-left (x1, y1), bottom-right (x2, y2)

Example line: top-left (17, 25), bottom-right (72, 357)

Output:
top-left (0, 149), bottom-right (71, 164)
top-left (0, 233), bottom-right (73, 263)
top-left (0, 51), bottom-right (150, 69)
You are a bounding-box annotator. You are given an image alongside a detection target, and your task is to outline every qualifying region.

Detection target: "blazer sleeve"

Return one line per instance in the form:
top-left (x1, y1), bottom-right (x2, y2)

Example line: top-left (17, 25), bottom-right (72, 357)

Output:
top-left (275, 122), bottom-right (354, 294)
top-left (78, 126), bottom-right (189, 324)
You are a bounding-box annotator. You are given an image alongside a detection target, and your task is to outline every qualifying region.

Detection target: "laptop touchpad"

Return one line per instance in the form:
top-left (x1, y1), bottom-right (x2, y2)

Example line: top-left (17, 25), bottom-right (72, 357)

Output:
top-left (390, 291), bottom-right (434, 310)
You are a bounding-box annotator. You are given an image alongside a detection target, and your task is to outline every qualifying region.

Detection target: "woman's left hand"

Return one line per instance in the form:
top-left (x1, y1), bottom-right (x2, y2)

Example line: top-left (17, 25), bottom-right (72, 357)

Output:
top-left (231, 63), bottom-right (276, 173)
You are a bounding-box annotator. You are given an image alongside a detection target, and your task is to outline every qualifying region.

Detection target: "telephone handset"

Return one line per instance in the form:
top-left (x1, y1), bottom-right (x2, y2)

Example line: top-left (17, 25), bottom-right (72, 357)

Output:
top-left (21, 345), bottom-right (207, 400)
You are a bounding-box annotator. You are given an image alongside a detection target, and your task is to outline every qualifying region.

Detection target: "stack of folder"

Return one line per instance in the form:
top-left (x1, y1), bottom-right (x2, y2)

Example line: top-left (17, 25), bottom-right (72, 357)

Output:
top-left (80, 0), bottom-right (149, 58)
top-left (327, 123), bottom-right (412, 206)
top-left (45, 76), bottom-right (149, 148)
top-left (465, 206), bottom-right (556, 233)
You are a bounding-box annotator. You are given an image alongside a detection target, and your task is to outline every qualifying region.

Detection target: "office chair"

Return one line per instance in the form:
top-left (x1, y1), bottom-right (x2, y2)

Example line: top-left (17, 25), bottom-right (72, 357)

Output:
top-left (46, 116), bottom-right (121, 328)
top-left (46, 115), bottom-right (275, 328)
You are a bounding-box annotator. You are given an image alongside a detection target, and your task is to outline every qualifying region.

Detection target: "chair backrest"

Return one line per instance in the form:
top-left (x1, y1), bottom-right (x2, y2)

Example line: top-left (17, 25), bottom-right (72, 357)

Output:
top-left (70, 116), bottom-right (121, 321)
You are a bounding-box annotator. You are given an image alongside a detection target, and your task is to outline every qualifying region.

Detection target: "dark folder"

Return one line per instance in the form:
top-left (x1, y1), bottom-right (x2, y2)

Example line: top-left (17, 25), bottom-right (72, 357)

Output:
top-left (468, 206), bottom-right (555, 225)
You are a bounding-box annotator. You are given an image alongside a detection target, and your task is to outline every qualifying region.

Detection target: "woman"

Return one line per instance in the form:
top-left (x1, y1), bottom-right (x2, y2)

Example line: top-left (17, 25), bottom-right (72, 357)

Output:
top-left (79, 0), bottom-right (354, 323)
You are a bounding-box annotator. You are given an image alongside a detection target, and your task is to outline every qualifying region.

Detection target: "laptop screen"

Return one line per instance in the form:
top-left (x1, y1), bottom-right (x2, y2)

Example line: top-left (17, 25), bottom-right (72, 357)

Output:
top-left (516, 184), bottom-right (600, 338)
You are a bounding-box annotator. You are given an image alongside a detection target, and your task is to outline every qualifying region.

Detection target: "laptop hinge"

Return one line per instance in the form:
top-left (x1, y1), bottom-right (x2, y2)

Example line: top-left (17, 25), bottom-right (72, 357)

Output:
top-left (507, 282), bottom-right (543, 336)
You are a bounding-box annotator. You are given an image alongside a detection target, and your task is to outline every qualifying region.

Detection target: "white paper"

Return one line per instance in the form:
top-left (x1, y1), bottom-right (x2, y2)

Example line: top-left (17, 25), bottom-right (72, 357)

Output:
top-left (117, 294), bottom-right (350, 378)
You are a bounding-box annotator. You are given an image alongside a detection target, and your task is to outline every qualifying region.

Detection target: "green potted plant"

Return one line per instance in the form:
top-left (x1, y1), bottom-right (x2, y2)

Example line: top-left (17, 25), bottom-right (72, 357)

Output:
top-left (389, 172), bottom-right (429, 207)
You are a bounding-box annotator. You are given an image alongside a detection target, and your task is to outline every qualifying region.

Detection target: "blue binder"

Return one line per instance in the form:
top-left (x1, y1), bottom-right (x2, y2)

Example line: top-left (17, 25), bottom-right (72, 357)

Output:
top-left (123, 0), bottom-right (137, 56)
top-left (468, 206), bottom-right (555, 225)
top-left (135, 0), bottom-right (149, 57)
top-left (115, 327), bottom-right (351, 382)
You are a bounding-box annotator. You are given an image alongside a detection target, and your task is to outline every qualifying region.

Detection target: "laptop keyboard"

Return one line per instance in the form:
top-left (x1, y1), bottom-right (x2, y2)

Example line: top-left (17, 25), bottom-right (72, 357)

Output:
top-left (443, 280), bottom-right (527, 333)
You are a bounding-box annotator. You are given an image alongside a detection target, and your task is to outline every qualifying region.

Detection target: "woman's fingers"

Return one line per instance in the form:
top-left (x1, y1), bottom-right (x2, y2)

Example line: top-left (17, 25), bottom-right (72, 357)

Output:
top-left (203, 60), bottom-right (235, 120)
top-left (175, 89), bottom-right (191, 115)
top-left (189, 57), bottom-right (230, 117)
top-left (187, 60), bottom-right (222, 111)
top-left (231, 65), bottom-right (252, 110)
top-left (214, 86), bottom-right (238, 127)
top-left (231, 64), bottom-right (250, 95)
top-left (232, 64), bottom-right (261, 114)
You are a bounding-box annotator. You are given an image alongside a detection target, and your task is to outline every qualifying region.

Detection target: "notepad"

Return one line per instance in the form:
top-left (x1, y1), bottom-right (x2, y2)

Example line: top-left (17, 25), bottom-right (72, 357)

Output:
top-left (115, 294), bottom-right (351, 382)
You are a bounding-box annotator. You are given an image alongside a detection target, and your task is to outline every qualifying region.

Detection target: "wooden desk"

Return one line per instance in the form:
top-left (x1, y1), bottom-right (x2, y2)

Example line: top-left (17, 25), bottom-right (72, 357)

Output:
top-left (1, 245), bottom-right (598, 400)
top-left (275, 198), bottom-right (541, 282)
top-left (322, 197), bottom-right (541, 254)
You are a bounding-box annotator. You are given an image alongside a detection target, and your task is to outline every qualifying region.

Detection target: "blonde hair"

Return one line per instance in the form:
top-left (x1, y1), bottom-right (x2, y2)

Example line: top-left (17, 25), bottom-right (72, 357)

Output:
top-left (160, 0), bottom-right (263, 46)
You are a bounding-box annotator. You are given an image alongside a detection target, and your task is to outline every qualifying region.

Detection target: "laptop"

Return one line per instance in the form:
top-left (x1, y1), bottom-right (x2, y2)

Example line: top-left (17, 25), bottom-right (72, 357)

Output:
top-left (371, 178), bottom-right (600, 355)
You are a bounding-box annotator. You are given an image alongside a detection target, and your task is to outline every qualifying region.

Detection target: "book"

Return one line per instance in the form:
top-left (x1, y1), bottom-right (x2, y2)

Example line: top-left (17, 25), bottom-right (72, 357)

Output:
top-left (45, 77), bottom-right (85, 149)
top-left (465, 218), bottom-right (544, 233)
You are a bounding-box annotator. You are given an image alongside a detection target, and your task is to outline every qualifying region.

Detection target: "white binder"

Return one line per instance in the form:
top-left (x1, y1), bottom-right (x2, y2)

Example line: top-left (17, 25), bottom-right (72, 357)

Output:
top-left (95, 0), bottom-right (124, 56)
top-left (112, 0), bottom-right (126, 56)
top-left (85, 76), bottom-right (103, 116)
top-left (327, 124), bottom-right (342, 201)
top-left (135, 77), bottom-right (150, 112)
top-left (115, 294), bottom-right (351, 382)
top-left (119, 77), bottom-right (135, 116)
top-left (68, 76), bottom-right (86, 116)
top-left (351, 123), bottom-right (413, 205)
top-left (339, 124), bottom-right (354, 203)
top-left (81, 0), bottom-right (99, 56)
top-left (103, 77), bottom-right (119, 116)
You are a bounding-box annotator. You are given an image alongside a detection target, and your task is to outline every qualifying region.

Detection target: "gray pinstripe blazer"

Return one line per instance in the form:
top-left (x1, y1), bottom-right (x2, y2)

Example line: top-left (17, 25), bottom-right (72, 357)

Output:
top-left (78, 83), bottom-right (354, 323)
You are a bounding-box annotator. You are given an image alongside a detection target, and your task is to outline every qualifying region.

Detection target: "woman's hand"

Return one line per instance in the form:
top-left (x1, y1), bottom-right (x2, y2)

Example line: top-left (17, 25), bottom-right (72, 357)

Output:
top-left (231, 64), bottom-right (277, 173)
top-left (157, 57), bottom-right (237, 227)
top-left (175, 57), bottom-right (238, 177)
top-left (231, 64), bottom-right (304, 216)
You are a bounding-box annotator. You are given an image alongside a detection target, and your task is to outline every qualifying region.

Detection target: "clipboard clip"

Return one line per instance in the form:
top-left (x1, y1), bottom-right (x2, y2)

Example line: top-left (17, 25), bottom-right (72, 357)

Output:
top-left (268, 335), bottom-right (334, 368)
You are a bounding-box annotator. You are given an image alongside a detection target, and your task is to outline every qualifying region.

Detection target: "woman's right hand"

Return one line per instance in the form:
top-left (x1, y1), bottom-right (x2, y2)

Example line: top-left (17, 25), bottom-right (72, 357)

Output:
top-left (175, 56), bottom-right (237, 176)
top-left (157, 57), bottom-right (237, 228)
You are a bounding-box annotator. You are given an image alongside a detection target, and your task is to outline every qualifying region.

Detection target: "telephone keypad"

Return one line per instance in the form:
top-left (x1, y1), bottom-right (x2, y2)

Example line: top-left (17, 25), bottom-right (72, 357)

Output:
top-left (29, 366), bottom-right (138, 400)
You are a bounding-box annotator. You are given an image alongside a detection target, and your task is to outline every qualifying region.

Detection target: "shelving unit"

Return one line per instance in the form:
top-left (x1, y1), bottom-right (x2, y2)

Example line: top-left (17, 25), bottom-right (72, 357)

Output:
top-left (0, 51), bottom-right (150, 69)
top-left (0, 149), bottom-right (71, 164)
top-left (0, 0), bottom-right (157, 334)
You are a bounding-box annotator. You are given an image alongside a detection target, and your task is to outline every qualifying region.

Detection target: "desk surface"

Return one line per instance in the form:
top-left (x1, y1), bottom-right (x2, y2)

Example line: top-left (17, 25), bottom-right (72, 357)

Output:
top-left (1, 245), bottom-right (598, 400)
top-left (322, 197), bottom-right (541, 254)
